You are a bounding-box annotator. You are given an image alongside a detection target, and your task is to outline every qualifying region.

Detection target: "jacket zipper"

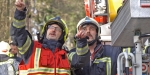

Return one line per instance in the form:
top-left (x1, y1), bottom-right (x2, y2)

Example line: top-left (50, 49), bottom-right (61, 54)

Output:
top-left (91, 45), bottom-right (103, 65)
top-left (54, 55), bottom-right (56, 75)
top-left (54, 48), bottom-right (58, 75)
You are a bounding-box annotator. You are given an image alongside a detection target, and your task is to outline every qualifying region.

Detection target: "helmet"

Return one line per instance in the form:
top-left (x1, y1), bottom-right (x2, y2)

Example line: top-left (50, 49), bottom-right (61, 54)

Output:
top-left (77, 16), bottom-right (100, 45)
top-left (77, 16), bottom-right (100, 35)
top-left (0, 41), bottom-right (10, 55)
top-left (41, 16), bottom-right (68, 44)
top-left (9, 40), bottom-right (17, 46)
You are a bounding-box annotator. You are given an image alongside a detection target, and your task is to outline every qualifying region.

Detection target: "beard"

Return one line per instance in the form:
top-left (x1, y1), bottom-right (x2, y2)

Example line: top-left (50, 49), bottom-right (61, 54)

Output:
top-left (87, 33), bottom-right (95, 42)
top-left (46, 34), bottom-right (58, 41)
top-left (87, 33), bottom-right (98, 46)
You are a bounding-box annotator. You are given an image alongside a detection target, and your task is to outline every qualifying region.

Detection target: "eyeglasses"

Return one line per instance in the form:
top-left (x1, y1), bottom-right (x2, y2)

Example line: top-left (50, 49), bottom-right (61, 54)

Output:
top-left (48, 25), bottom-right (62, 32)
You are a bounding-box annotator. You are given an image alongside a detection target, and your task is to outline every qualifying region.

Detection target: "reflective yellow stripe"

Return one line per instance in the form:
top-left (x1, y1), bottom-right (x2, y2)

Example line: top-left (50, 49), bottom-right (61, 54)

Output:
top-left (19, 70), bottom-right (28, 75)
top-left (13, 19), bottom-right (25, 28)
top-left (31, 74), bottom-right (54, 75)
top-left (68, 52), bottom-right (76, 62)
top-left (76, 44), bottom-right (89, 55)
top-left (34, 74), bottom-right (54, 75)
top-left (107, 58), bottom-right (111, 75)
top-left (20, 67), bottom-right (70, 74)
top-left (16, 71), bottom-right (19, 75)
top-left (28, 68), bottom-right (54, 73)
top-left (18, 36), bottom-right (31, 54)
top-left (123, 48), bottom-right (131, 53)
top-left (56, 68), bottom-right (71, 75)
top-left (0, 59), bottom-right (14, 65)
top-left (143, 46), bottom-right (148, 54)
top-left (93, 57), bottom-right (111, 75)
top-left (34, 48), bottom-right (41, 68)
top-left (123, 46), bottom-right (148, 54)
top-left (7, 52), bottom-right (14, 57)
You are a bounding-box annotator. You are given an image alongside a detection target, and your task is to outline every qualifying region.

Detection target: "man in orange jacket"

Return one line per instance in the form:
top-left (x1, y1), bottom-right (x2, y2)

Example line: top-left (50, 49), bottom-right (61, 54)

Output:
top-left (10, 0), bottom-right (90, 75)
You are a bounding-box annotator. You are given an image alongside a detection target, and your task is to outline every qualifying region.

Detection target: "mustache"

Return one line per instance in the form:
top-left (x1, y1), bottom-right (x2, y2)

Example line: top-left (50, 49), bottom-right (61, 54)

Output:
top-left (49, 32), bottom-right (56, 34)
top-left (86, 33), bottom-right (92, 37)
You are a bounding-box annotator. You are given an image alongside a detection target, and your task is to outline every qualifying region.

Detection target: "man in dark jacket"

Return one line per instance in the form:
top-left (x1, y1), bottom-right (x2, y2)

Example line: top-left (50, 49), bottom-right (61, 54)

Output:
top-left (10, 0), bottom-right (90, 75)
top-left (71, 16), bottom-right (122, 75)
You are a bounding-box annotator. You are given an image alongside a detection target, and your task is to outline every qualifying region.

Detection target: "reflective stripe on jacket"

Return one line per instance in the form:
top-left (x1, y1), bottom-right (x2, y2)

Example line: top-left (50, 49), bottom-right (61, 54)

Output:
top-left (123, 48), bottom-right (131, 53)
top-left (122, 46), bottom-right (148, 54)
top-left (19, 41), bottom-right (71, 75)
top-left (93, 57), bottom-right (111, 75)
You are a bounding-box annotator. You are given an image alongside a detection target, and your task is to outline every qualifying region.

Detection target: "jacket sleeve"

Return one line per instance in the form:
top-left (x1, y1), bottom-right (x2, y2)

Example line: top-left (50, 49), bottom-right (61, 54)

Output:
top-left (10, 8), bottom-right (34, 64)
top-left (68, 38), bottom-right (90, 69)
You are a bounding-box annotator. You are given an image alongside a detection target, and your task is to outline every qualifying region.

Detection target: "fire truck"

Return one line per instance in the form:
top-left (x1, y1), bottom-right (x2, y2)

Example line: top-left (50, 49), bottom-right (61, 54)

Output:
top-left (84, 0), bottom-right (150, 75)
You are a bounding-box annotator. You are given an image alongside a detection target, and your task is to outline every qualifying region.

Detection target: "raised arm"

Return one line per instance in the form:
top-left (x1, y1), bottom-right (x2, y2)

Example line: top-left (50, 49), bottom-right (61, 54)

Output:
top-left (68, 30), bottom-right (90, 69)
top-left (10, 0), bottom-right (33, 63)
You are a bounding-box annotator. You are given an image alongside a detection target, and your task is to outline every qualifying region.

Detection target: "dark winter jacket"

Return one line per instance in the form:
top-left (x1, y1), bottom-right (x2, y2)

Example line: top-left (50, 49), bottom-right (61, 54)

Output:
top-left (71, 41), bottom-right (122, 75)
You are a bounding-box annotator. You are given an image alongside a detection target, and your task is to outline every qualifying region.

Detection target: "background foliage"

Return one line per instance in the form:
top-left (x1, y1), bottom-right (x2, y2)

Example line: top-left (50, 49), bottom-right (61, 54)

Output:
top-left (0, 0), bottom-right (85, 49)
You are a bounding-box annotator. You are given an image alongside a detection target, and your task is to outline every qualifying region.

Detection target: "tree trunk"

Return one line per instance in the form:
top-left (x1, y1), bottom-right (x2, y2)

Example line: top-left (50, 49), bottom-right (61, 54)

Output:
top-left (25, 0), bottom-right (31, 33)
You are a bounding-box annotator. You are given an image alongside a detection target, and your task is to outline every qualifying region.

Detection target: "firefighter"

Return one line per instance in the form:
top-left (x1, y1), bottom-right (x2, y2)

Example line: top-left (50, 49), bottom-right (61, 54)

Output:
top-left (0, 41), bottom-right (19, 75)
top-left (10, 0), bottom-right (90, 75)
top-left (9, 41), bottom-right (22, 63)
top-left (71, 16), bottom-right (122, 75)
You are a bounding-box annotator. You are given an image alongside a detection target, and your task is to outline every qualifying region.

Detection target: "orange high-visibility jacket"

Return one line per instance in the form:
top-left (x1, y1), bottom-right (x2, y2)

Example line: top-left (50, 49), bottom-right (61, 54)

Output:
top-left (19, 41), bottom-right (70, 75)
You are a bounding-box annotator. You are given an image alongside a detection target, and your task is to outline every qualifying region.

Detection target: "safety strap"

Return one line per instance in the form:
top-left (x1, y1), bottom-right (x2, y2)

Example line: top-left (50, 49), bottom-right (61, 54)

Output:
top-left (7, 63), bottom-right (15, 75)
top-left (93, 57), bottom-right (111, 75)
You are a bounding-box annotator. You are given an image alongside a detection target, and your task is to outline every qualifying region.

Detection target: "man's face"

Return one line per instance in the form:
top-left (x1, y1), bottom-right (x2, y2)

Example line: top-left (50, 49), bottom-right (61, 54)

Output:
top-left (46, 24), bottom-right (62, 41)
top-left (79, 24), bottom-right (97, 42)
top-left (10, 45), bottom-right (18, 54)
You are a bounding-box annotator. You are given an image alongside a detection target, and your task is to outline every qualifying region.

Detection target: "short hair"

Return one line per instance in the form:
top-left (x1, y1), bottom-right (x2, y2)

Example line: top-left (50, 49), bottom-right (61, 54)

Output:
top-left (9, 42), bottom-right (16, 46)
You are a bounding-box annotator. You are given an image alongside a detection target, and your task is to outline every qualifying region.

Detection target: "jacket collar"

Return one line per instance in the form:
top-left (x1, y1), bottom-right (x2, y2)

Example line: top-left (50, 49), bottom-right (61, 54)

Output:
top-left (93, 41), bottom-right (104, 59)
top-left (42, 38), bottom-right (62, 53)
